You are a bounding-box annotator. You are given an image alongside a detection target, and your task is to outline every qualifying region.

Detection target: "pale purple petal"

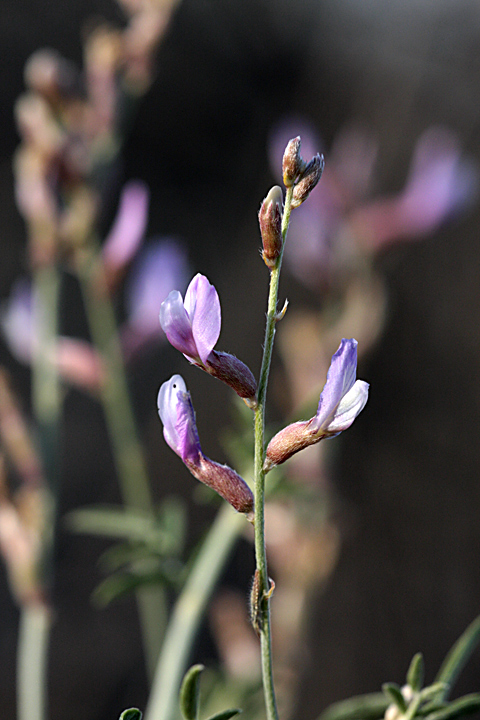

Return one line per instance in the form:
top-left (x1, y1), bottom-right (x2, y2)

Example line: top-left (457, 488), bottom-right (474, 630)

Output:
top-left (157, 375), bottom-right (201, 463)
top-left (125, 238), bottom-right (189, 335)
top-left (102, 180), bottom-right (149, 269)
top-left (314, 339), bottom-right (359, 431)
top-left (159, 290), bottom-right (198, 360)
top-left (325, 379), bottom-right (369, 434)
top-left (184, 274), bottom-right (221, 365)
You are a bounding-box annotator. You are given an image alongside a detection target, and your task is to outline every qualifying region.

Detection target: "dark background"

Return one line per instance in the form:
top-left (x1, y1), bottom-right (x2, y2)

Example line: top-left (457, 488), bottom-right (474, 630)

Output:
top-left (2, 1), bottom-right (480, 719)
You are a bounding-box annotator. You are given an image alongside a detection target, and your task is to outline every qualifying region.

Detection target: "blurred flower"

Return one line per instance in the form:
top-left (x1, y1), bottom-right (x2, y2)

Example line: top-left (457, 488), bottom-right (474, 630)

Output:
top-left (160, 274), bottom-right (257, 403)
top-left (269, 118), bottom-right (477, 292)
top-left (265, 339), bottom-right (369, 470)
top-left (102, 180), bottom-right (150, 292)
top-left (122, 237), bottom-right (190, 359)
top-left (352, 126), bottom-right (479, 250)
top-left (1, 278), bottom-right (104, 393)
top-left (158, 375), bottom-right (254, 516)
top-left (1, 279), bottom-right (35, 364)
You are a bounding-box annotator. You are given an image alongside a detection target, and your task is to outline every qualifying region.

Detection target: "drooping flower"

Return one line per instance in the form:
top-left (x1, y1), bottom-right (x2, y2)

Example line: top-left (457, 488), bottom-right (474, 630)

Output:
top-left (158, 375), bottom-right (254, 517)
top-left (264, 338), bottom-right (369, 470)
top-left (159, 274), bottom-right (257, 404)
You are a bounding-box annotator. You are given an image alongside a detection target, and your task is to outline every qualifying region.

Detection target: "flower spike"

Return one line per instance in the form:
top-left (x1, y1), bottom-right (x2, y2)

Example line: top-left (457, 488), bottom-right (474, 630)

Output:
top-left (264, 339), bottom-right (369, 470)
top-left (158, 375), bottom-right (254, 517)
top-left (160, 274), bottom-right (257, 404)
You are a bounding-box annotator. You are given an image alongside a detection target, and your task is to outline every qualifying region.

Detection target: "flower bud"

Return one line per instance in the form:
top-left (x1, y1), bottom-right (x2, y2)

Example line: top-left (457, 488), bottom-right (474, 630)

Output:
top-left (185, 455), bottom-right (254, 518)
top-left (291, 153), bottom-right (325, 208)
top-left (259, 185), bottom-right (283, 270)
top-left (282, 136), bottom-right (305, 187)
top-left (206, 351), bottom-right (257, 407)
top-left (264, 339), bottom-right (369, 470)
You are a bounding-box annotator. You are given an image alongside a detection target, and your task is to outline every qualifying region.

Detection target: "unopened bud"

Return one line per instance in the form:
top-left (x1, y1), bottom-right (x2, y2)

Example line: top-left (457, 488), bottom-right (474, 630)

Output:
top-left (259, 185), bottom-right (283, 270)
top-left (186, 455), bottom-right (254, 518)
top-left (291, 153), bottom-right (325, 208)
top-left (282, 136), bottom-right (305, 187)
top-left (206, 351), bottom-right (257, 407)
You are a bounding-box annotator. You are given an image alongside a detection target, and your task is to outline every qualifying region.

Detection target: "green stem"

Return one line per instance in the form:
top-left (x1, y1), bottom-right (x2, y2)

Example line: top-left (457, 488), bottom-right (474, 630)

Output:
top-left (254, 185), bottom-right (294, 720)
top-left (19, 263), bottom-right (62, 720)
top-left (144, 504), bottom-right (246, 720)
top-left (17, 604), bottom-right (52, 720)
top-left (76, 246), bottom-right (163, 679)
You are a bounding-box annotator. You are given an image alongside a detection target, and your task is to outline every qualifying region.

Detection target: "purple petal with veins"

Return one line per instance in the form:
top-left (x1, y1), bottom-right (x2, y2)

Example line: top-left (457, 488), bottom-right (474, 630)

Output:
top-left (185, 274), bottom-right (221, 365)
top-left (160, 273), bottom-right (221, 366)
top-left (314, 339), bottom-right (359, 432)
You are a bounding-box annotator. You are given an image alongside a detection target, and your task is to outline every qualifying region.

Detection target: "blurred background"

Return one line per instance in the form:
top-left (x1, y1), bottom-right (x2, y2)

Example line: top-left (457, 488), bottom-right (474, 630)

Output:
top-left (1, 0), bottom-right (480, 719)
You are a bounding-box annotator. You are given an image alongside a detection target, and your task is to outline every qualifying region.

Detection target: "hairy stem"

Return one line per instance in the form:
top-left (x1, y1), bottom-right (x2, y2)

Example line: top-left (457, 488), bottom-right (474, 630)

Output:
top-left (254, 185), bottom-right (294, 720)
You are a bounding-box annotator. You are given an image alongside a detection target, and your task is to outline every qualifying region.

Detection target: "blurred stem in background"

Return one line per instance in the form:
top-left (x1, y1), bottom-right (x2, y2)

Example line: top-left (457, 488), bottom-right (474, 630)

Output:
top-left (76, 242), bottom-right (164, 679)
top-left (20, 263), bottom-right (62, 720)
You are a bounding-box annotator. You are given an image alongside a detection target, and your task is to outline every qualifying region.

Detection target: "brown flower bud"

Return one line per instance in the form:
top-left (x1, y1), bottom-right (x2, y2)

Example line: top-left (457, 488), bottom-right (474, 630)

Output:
top-left (291, 153), bottom-right (325, 208)
top-left (185, 455), bottom-right (254, 518)
top-left (206, 351), bottom-right (257, 407)
top-left (259, 185), bottom-right (283, 270)
top-left (282, 136), bottom-right (305, 187)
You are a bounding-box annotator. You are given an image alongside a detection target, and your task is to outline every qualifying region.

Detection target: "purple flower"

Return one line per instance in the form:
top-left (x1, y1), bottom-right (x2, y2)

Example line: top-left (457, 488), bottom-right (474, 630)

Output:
top-left (158, 374), bottom-right (202, 465)
top-left (265, 339), bottom-right (369, 470)
top-left (159, 275), bottom-right (257, 403)
top-left (158, 375), bottom-right (254, 517)
top-left (160, 274), bottom-right (221, 366)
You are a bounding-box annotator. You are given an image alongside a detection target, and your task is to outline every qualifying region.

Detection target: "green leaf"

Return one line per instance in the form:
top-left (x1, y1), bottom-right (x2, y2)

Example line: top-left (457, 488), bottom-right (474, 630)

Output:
top-left (205, 709), bottom-right (242, 720)
top-left (423, 694), bottom-right (480, 720)
top-left (419, 684), bottom-right (449, 704)
top-left (434, 616), bottom-right (480, 701)
top-left (383, 683), bottom-right (407, 713)
top-left (179, 664), bottom-right (205, 720)
top-left (407, 653), bottom-right (425, 692)
top-left (119, 709), bottom-right (142, 720)
top-left (66, 506), bottom-right (154, 541)
top-left (92, 568), bottom-right (171, 607)
top-left (317, 692), bottom-right (389, 720)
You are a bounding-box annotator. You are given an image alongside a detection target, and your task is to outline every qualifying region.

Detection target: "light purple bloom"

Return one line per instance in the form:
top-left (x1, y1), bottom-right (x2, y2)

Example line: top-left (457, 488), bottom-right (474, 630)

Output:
top-left (312, 338), bottom-right (368, 435)
top-left (265, 339), bottom-right (369, 470)
top-left (160, 273), bottom-right (221, 366)
top-left (158, 375), bottom-right (254, 516)
top-left (159, 274), bottom-right (257, 403)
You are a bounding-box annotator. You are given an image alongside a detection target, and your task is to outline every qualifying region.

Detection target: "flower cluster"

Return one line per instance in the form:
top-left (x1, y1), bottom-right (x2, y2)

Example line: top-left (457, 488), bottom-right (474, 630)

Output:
top-left (156, 137), bottom-right (369, 519)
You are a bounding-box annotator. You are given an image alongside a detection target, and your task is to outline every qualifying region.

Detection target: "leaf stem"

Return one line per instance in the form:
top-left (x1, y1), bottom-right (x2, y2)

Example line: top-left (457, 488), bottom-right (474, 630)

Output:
top-left (254, 185), bottom-right (294, 720)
